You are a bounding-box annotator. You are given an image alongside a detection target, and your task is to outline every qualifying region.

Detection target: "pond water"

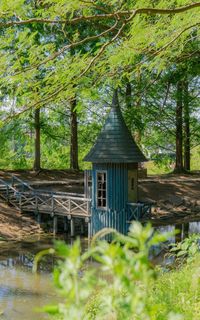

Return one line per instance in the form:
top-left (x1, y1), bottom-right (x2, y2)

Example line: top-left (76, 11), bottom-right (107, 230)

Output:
top-left (0, 236), bottom-right (59, 320)
top-left (151, 220), bottom-right (200, 265)
top-left (156, 220), bottom-right (200, 241)
top-left (0, 221), bottom-right (199, 320)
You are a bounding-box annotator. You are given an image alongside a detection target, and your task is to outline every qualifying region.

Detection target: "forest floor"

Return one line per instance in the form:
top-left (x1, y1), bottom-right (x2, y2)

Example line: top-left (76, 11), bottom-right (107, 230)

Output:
top-left (138, 173), bottom-right (200, 225)
top-left (0, 169), bottom-right (200, 239)
top-left (0, 202), bottom-right (43, 240)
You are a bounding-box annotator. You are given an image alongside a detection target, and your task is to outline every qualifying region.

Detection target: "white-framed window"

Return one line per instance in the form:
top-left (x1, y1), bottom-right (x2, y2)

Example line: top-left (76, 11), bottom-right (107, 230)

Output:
top-left (96, 171), bottom-right (107, 209)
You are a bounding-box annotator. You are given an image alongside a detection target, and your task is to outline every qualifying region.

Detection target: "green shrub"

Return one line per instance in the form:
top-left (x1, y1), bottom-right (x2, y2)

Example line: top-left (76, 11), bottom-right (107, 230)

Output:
top-left (169, 234), bottom-right (200, 264)
top-left (35, 223), bottom-right (200, 320)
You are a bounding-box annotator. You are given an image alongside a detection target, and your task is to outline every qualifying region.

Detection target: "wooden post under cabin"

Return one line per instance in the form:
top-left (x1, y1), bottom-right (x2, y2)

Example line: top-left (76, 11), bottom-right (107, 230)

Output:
top-left (37, 212), bottom-right (41, 225)
top-left (70, 218), bottom-right (75, 237)
top-left (53, 215), bottom-right (58, 235)
top-left (64, 217), bottom-right (68, 232)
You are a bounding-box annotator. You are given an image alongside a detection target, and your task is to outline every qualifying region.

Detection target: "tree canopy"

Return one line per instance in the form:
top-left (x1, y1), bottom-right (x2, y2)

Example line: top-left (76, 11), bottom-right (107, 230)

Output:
top-left (0, 0), bottom-right (199, 171)
top-left (0, 0), bottom-right (199, 114)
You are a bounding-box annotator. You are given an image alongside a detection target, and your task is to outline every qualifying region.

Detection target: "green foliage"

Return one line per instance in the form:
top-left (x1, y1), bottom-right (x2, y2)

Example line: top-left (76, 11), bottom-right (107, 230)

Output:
top-left (37, 222), bottom-right (177, 320)
top-left (0, 1), bottom-right (199, 172)
top-left (0, 0), bottom-right (199, 106)
top-left (169, 234), bottom-right (200, 263)
top-left (147, 146), bottom-right (200, 175)
top-left (146, 161), bottom-right (172, 175)
top-left (191, 146), bottom-right (200, 171)
top-left (147, 255), bottom-right (200, 319)
top-left (33, 222), bottom-right (200, 319)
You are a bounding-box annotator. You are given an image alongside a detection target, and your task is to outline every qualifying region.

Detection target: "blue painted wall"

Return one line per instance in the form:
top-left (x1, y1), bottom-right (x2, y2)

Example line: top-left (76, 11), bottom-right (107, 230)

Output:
top-left (91, 163), bottom-right (130, 236)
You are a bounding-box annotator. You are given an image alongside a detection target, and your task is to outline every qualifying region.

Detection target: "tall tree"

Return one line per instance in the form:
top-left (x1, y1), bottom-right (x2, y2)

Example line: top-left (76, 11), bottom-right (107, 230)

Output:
top-left (183, 79), bottom-right (190, 171)
top-left (174, 80), bottom-right (184, 172)
top-left (33, 108), bottom-right (41, 171)
top-left (69, 96), bottom-right (79, 170)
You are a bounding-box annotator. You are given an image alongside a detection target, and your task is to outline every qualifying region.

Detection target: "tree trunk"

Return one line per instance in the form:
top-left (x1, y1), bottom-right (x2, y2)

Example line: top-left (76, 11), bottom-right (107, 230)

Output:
top-left (33, 108), bottom-right (41, 171)
top-left (70, 96), bottom-right (79, 170)
top-left (174, 81), bottom-right (184, 173)
top-left (183, 80), bottom-right (190, 171)
top-left (135, 70), bottom-right (142, 143)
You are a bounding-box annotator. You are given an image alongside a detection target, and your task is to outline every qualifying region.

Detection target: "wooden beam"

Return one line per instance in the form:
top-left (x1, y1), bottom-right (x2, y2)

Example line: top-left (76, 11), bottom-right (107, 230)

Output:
top-left (70, 218), bottom-right (75, 237)
top-left (53, 216), bottom-right (58, 235)
top-left (64, 217), bottom-right (68, 232)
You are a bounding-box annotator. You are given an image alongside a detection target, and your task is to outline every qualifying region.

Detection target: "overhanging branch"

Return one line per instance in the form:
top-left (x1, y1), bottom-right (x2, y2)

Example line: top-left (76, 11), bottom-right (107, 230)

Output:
top-left (2, 1), bottom-right (200, 118)
top-left (13, 19), bottom-right (119, 75)
top-left (0, 2), bottom-right (199, 28)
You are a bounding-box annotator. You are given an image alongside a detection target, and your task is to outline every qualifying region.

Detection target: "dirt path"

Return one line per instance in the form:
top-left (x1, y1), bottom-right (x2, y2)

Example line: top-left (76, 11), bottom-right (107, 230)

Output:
top-left (0, 203), bottom-right (43, 240)
top-left (139, 174), bottom-right (200, 221)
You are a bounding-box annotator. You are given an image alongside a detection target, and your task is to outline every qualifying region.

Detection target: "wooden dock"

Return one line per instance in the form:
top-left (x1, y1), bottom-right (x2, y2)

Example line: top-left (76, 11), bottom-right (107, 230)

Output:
top-left (0, 175), bottom-right (91, 236)
top-left (0, 174), bottom-right (153, 237)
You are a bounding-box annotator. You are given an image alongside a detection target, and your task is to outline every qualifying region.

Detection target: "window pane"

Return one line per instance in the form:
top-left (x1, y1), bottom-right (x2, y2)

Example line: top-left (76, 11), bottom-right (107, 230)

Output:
top-left (97, 172), bottom-right (107, 208)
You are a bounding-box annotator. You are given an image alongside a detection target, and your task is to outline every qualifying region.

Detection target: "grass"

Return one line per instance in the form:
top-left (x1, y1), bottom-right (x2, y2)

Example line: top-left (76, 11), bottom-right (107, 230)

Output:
top-left (190, 146), bottom-right (200, 171)
top-left (146, 146), bottom-right (200, 175)
top-left (147, 255), bottom-right (200, 319)
top-left (145, 161), bottom-right (172, 175)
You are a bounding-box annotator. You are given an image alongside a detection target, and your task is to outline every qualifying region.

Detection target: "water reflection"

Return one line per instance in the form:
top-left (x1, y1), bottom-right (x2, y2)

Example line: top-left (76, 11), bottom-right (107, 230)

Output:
top-left (0, 235), bottom-right (90, 320)
top-left (0, 237), bottom-right (58, 320)
top-left (151, 221), bottom-right (200, 266)
top-left (0, 265), bottom-right (56, 320)
top-left (156, 220), bottom-right (200, 243)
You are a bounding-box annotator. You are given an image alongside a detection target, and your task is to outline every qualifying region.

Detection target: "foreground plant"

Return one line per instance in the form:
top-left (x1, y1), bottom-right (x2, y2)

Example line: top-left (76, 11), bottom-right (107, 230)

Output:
top-left (34, 222), bottom-right (199, 319)
top-left (34, 223), bottom-right (168, 319)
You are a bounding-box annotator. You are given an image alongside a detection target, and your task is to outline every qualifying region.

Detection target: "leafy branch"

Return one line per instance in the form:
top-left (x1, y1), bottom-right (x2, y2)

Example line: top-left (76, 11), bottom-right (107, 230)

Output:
top-left (13, 19), bottom-right (120, 76)
top-left (0, 3), bottom-right (200, 28)
top-left (1, 1), bottom-right (200, 119)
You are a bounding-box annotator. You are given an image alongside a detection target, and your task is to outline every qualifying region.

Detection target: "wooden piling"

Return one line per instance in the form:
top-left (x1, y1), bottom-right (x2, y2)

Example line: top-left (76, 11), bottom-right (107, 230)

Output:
top-left (70, 218), bottom-right (75, 237)
top-left (80, 220), bottom-right (85, 235)
top-left (37, 212), bottom-right (41, 225)
top-left (88, 219), bottom-right (91, 238)
top-left (64, 216), bottom-right (68, 232)
top-left (53, 215), bottom-right (58, 235)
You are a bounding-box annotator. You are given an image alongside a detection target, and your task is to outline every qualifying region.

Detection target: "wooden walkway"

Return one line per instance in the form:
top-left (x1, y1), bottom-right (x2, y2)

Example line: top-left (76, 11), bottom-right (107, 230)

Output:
top-left (0, 174), bottom-right (152, 237)
top-left (0, 175), bottom-right (91, 235)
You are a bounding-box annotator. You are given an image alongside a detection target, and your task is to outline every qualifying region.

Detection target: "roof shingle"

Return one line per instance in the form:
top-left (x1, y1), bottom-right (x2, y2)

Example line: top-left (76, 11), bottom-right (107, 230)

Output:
top-left (84, 90), bottom-right (147, 163)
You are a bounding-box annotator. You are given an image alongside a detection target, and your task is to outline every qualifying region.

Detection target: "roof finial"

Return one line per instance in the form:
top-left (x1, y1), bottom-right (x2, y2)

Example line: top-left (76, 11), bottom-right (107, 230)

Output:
top-left (112, 88), bottom-right (119, 108)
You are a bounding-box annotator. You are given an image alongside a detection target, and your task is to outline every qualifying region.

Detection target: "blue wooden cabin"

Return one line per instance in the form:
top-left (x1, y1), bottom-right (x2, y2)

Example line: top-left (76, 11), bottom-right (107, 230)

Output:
top-left (84, 90), bottom-right (149, 237)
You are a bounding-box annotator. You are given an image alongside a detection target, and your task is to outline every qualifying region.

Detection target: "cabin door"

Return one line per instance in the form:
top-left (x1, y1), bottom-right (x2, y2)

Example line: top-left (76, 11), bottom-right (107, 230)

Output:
top-left (128, 170), bottom-right (138, 202)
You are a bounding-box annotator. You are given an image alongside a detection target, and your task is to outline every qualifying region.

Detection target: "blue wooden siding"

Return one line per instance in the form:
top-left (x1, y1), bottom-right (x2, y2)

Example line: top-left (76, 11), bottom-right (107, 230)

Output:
top-left (91, 209), bottom-right (129, 237)
top-left (91, 163), bottom-right (129, 236)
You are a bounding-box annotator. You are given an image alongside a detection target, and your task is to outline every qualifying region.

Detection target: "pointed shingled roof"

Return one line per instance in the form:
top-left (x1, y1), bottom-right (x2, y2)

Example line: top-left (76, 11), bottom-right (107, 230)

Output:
top-left (84, 90), bottom-right (147, 163)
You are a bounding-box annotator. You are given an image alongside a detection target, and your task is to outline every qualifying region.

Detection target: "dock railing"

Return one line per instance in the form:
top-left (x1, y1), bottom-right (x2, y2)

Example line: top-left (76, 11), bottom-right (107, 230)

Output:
top-left (127, 202), bottom-right (152, 221)
top-left (10, 174), bottom-right (34, 192)
top-left (0, 175), bottom-right (91, 218)
top-left (18, 191), bottom-right (91, 217)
